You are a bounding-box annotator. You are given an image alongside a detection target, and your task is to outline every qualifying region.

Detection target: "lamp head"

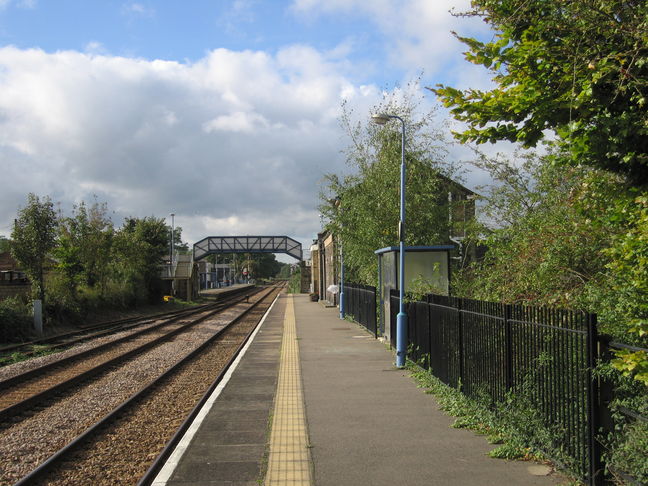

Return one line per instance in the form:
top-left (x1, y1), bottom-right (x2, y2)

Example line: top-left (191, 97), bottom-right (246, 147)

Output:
top-left (371, 113), bottom-right (392, 125)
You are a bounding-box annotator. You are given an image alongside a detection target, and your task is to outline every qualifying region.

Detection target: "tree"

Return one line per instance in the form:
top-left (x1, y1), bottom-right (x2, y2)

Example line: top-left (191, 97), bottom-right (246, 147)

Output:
top-left (434, 0), bottom-right (648, 185)
top-left (321, 84), bottom-right (456, 284)
top-left (0, 236), bottom-right (10, 253)
top-left (11, 194), bottom-right (58, 320)
top-left (170, 226), bottom-right (190, 254)
top-left (245, 253), bottom-right (282, 279)
top-left (454, 150), bottom-right (619, 306)
top-left (56, 200), bottom-right (114, 293)
top-left (112, 217), bottom-right (168, 304)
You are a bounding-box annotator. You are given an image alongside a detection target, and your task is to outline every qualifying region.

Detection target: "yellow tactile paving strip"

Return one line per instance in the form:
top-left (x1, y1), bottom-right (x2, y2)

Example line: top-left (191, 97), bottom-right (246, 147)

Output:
top-left (265, 295), bottom-right (313, 486)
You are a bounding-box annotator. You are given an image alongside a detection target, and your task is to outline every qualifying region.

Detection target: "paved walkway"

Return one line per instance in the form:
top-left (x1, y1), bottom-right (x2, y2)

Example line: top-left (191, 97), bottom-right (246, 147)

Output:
top-left (155, 293), bottom-right (563, 486)
top-left (294, 294), bottom-right (561, 486)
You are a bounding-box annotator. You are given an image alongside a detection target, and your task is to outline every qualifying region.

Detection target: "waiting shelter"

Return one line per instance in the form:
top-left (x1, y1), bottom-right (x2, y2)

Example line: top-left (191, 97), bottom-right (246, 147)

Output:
top-left (375, 245), bottom-right (454, 340)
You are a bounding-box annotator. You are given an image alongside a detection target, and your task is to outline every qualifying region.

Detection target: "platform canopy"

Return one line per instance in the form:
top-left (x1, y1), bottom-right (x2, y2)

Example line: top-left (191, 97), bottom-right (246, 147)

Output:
top-left (193, 236), bottom-right (303, 261)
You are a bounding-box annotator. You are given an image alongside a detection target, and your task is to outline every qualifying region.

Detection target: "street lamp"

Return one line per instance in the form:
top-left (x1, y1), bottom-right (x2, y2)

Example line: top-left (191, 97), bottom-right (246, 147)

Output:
top-left (371, 112), bottom-right (407, 368)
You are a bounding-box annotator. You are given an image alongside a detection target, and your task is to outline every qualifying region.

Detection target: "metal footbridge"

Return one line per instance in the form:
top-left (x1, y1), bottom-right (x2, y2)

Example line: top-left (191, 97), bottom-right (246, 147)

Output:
top-left (193, 236), bottom-right (303, 261)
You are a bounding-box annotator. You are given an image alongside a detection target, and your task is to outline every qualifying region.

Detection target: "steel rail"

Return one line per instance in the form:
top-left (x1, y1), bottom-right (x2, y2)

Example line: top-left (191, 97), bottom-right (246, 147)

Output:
top-left (0, 286), bottom-right (254, 357)
top-left (0, 288), bottom-right (264, 422)
top-left (12, 284), bottom-right (282, 486)
top-left (0, 287), bottom-right (258, 391)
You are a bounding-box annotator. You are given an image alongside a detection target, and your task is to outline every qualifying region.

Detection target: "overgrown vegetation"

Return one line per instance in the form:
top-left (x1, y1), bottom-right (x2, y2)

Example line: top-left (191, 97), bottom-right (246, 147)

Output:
top-left (2, 194), bottom-right (173, 338)
top-left (287, 267), bottom-right (301, 294)
top-left (430, 3), bottom-right (648, 479)
top-left (0, 296), bottom-right (32, 343)
top-left (435, 0), bottom-right (648, 387)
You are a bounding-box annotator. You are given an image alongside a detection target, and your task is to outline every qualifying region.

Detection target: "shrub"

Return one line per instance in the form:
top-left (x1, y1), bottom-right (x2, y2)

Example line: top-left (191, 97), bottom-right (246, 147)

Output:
top-left (0, 296), bottom-right (32, 342)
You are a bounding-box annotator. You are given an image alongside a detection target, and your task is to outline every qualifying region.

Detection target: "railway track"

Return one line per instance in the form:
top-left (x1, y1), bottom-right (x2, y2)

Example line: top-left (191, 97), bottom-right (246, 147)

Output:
top-left (0, 285), bottom-right (254, 365)
top-left (0, 286), bottom-right (261, 423)
top-left (1, 283), bottom-right (284, 486)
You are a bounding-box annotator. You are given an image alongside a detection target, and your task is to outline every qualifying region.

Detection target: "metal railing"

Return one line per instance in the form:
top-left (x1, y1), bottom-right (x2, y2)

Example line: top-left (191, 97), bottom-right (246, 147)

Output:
top-left (389, 290), bottom-right (606, 485)
top-left (342, 283), bottom-right (377, 337)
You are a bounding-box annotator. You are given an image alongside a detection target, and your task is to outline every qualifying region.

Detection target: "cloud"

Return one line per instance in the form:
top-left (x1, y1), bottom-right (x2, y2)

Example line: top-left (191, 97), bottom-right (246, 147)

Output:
top-left (0, 0), bottom-right (36, 9)
top-left (0, 45), bottom-right (380, 248)
top-left (121, 2), bottom-right (155, 18)
top-left (18, 0), bottom-right (36, 8)
top-left (290, 0), bottom-right (492, 79)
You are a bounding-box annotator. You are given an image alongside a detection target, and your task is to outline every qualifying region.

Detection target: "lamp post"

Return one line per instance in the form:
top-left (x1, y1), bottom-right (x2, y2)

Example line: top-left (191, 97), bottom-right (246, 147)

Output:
top-left (169, 213), bottom-right (175, 267)
top-left (371, 113), bottom-right (407, 368)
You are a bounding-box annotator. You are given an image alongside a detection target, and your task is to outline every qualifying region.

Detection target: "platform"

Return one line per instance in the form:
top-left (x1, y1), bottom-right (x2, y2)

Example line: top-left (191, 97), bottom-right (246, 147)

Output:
top-left (153, 293), bottom-right (563, 486)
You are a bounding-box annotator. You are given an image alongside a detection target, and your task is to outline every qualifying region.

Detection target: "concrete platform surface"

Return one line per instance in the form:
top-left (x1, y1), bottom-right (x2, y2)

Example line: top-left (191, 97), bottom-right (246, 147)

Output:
top-left (155, 293), bottom-right (564, 486)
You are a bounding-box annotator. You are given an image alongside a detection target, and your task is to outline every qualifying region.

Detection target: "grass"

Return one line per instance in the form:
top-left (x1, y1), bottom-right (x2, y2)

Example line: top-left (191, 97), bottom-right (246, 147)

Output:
top-left (0, 344), bottom-right (59, 367)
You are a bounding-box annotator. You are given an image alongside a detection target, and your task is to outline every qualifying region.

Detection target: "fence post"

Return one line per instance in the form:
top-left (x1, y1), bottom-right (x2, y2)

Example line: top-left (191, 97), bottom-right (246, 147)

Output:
top-left (586, 313), bottom-right (603, 486)
top-left (597, 334), bottom-right (615, 442)
top-left (504, 304), bottom-right (513, 391)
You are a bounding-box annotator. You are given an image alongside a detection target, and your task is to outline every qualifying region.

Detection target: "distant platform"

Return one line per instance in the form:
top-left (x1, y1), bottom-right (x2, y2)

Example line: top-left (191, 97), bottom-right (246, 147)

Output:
top-left (198, 284), bottom-right (254, 296)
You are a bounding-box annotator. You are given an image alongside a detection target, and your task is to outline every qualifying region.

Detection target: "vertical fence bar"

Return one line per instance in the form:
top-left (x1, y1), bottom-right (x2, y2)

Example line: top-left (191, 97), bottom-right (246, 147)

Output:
top-left (456, 297), bottom-right (464, 388)
top-left (587, 313), bottom-right (602, 486)
top-left (504, 303), bottom-right (513, 392)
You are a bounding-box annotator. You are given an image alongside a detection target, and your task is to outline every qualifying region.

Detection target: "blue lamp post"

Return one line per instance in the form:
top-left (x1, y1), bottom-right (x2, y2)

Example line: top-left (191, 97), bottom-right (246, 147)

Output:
top-left (371, 113), bottom-right (407, 368)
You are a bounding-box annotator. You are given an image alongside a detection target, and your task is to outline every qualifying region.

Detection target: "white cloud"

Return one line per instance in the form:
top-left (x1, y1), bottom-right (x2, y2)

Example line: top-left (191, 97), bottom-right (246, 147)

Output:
top-left (121, 2), bottom-right (155, 18)
top-left (0, 45), bottom-right (381, 247)
top-left (290, 0), bottom-right (492, 80)
top-left (202, 111), bottom-right (270, 133)
top-left (0, 0), bottom-right (36, 9)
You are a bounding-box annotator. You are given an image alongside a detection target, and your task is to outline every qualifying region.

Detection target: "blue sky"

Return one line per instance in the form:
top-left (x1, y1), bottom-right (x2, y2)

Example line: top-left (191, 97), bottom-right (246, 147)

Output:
top-left (0, 1), bottom-right (497, 254)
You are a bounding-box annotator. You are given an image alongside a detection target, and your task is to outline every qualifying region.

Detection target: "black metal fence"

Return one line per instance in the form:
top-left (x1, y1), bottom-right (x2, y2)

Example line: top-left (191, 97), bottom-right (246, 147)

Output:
top-left (342, 283), bottom-right (377, 337)
top-left (389, 290), bottom-right (603, 485)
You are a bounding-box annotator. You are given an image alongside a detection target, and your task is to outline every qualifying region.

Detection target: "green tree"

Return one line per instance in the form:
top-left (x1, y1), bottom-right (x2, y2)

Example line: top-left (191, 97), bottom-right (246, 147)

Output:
top-left (277, 263), bottom-right (292, 279)
top-left (11, 193), bottom-right (58, 320)
top-left (322, 85), bottom-right (455, 284)
top-left (169, 226), bottom-right (190, 255)
top-left (56, 200), bottom-right (114, 293)
top-left (434, 0), bottom-right (648, 184)
top-left (0, 236), bottom-right (11, 253)
top-left (246, 253), bottom-right (282, 279)
top-left (112, 217), bottom-right (168, 304)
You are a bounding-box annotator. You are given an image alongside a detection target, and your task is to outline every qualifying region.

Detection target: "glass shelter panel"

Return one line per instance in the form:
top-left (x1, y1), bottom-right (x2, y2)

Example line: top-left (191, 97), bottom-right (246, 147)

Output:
top-left (397, 251), bottom-right (449, 295)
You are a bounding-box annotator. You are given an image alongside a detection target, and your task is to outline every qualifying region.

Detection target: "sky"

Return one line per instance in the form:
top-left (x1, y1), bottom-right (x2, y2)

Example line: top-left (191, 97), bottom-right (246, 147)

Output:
top-left (0, 0), bottom-right (499, 261)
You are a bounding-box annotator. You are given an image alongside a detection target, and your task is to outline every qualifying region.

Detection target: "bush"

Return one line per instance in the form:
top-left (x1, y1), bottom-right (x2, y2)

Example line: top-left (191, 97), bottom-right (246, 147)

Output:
top-left (0, 296), bottom-right (32, 342)
top-left (45, 273), bottom-right (83, 324)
